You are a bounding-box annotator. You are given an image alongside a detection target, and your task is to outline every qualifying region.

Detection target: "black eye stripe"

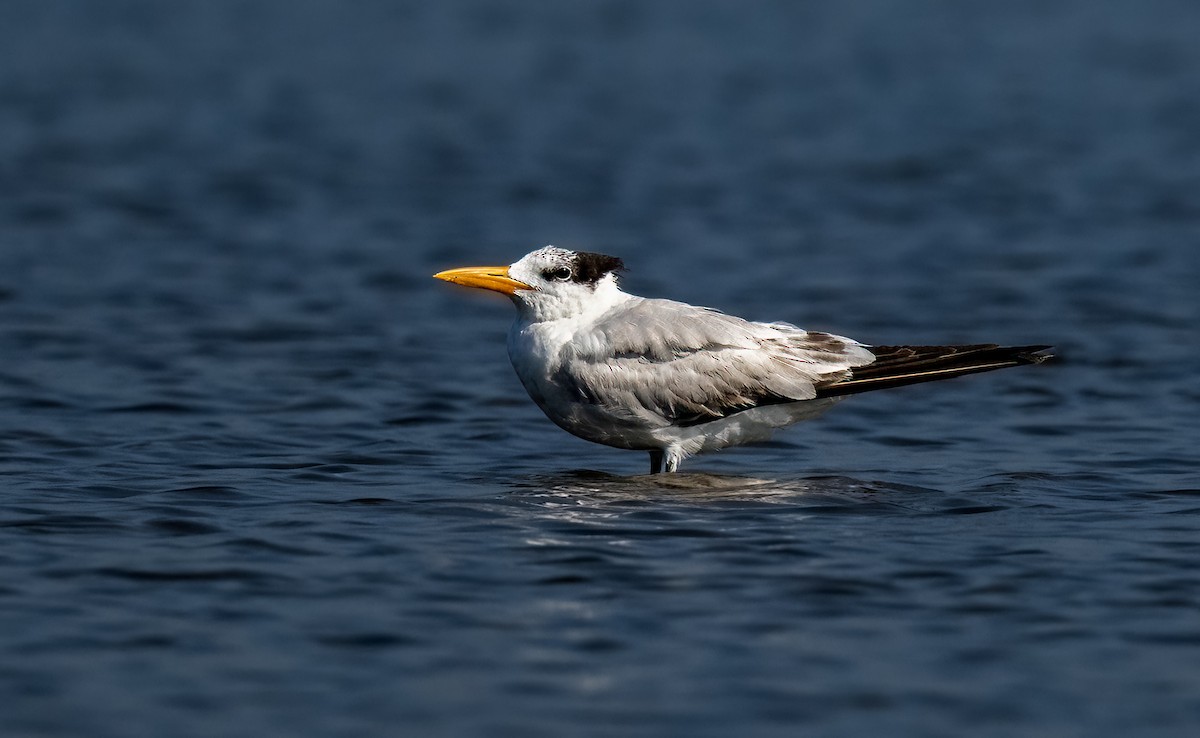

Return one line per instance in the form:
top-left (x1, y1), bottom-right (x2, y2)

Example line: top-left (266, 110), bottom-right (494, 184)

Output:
top-left (538, 252), bottom-right (625, 285)
top-left (571, 252), bottom-right (625, 284)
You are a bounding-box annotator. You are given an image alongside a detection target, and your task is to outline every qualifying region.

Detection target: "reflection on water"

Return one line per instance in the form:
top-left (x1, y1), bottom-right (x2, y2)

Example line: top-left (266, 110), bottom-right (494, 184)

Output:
top-left (511, 469), bottom-right (934, 505)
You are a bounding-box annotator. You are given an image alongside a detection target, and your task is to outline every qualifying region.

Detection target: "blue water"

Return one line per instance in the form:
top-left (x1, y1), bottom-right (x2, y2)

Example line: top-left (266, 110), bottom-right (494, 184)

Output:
top-left (2, 1), bottom-right (1198, 736)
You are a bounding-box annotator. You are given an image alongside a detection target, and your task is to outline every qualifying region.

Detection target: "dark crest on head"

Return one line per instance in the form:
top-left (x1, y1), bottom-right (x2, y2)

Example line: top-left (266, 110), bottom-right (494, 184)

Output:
top-left (571, 251), bottom-right (626, 285)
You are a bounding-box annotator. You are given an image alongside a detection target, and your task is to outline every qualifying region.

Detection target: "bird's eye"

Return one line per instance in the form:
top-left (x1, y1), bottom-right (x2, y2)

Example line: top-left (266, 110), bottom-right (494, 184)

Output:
top-left (545, 267), bottom-right (572, 281)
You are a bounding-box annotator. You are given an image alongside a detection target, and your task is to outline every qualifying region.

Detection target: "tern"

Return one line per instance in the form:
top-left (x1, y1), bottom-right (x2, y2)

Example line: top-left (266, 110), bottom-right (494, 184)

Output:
top-left (434, 246), bottom-right (1050, 473)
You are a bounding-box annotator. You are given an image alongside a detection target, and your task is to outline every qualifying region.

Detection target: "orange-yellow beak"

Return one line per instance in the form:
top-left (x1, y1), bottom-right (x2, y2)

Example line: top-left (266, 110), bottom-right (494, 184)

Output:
top-left (432, 265), bottom-right (533, 296)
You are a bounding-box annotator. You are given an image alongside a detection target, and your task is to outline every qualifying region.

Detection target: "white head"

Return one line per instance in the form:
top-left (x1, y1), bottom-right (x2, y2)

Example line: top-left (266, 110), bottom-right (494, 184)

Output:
top-left (435, 246), bottom-right (627, 322)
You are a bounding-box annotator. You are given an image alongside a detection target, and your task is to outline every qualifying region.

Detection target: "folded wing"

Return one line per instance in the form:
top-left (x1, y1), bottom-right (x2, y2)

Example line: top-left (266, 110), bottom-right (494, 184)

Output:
top-left (555, 298), bottom-right (875, 427)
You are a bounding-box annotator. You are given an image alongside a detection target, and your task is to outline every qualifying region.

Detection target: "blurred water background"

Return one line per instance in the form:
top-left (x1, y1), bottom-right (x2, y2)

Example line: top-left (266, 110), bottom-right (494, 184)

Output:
top-left (1, 1), bottom-right (1198, 736)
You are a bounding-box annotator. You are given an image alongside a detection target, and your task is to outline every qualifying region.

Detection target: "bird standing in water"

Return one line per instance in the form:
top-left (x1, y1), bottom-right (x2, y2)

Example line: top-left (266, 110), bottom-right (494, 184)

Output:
top-left (435, 246), bottom-right (1049, 473)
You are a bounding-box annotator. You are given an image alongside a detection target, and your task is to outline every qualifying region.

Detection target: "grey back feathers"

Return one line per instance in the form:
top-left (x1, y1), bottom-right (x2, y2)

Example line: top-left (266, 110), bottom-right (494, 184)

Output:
top-left (553, 297), bottom-right (874, 427)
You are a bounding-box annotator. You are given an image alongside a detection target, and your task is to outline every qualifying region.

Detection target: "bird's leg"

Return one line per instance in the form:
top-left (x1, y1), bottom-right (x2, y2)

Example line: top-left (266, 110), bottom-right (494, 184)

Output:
top-left (663, 448), bottom-right (682, 473)
top-left (648, 449), bottom-right (664, 474)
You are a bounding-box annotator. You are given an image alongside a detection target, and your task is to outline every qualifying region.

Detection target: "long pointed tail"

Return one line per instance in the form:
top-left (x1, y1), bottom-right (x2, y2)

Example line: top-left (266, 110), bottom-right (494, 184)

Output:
top-left (816, 344), bottom-right (1052, 399)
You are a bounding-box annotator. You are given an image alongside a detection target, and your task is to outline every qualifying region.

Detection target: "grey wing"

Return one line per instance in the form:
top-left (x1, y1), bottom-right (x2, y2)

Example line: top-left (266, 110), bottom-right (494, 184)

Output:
top-left (555, 298), bottom-right (875, 427)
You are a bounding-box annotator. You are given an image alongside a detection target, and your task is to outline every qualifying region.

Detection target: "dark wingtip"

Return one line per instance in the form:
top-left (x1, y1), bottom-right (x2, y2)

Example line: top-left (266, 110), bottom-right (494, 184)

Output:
top-left (818, 343), bottom-right (1057, 399)
top-left (1017, 345), bottom-right (1055, 364)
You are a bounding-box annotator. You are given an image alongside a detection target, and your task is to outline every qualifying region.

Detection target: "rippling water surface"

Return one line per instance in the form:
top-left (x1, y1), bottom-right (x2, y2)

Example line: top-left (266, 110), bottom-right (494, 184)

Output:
top-left (2, 1), bottom-right (1198, 736)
